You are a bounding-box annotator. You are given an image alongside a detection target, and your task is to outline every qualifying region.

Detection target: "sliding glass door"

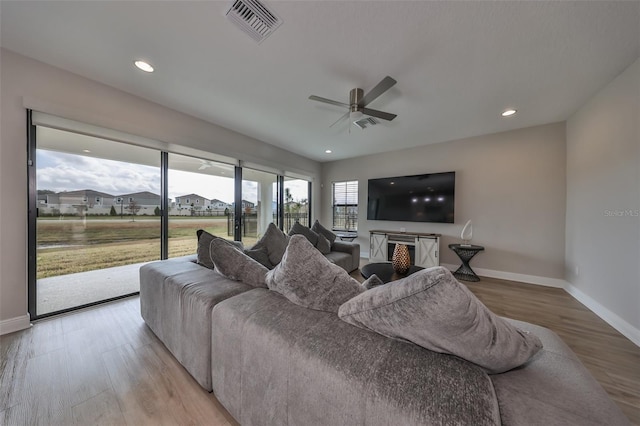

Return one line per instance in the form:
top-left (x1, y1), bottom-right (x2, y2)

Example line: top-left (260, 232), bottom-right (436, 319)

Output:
top-left (28, 114), bottom-right (314, 319)
top-left (242, 168), bottom-right (279, 246)
top-left (167, 154), bottom-right (236, 257)
top-left (33, 127), bottom-right (161, 316)
top-left (283, 177), bottom-right (311, 232)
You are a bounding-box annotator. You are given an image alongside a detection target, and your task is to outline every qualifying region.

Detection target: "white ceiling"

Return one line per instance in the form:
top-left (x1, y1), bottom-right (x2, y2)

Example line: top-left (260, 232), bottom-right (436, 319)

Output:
top-left (1, 1), bottom-right (639, 162)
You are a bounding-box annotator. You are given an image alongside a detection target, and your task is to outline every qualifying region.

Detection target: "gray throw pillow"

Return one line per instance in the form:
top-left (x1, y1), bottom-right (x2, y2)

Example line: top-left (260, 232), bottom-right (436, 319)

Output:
top-left (244, 246), bottom-right (273, 269)
top-left (311, 220), bottom-right (337, 245)
top-left (362, 274), bottom-right (385, 290)
top-left (196, 229), bottom-right (243, 269)
top-left (338, 267), bottom-right (543, 374)
top-left (315, 233), bottom-right (332, 255)
top-left (288, 222), bottom-right (319, 246)
top-left (252, 223), bottom-right (289, 266)
top-left (210, 238), bottom-right (268, 288)
top-left (266, 235), bottom-right (364, 313)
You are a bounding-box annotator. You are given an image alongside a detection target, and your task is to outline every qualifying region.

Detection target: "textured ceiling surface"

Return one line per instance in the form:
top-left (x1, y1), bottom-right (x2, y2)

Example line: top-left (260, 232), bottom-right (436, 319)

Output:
top-left (1, 1), bottom-right (639, 162)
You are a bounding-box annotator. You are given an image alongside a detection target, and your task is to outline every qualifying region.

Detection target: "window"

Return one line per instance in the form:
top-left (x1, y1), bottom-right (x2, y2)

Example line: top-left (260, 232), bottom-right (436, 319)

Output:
top-left (332, 180), bottom-right (358, 231)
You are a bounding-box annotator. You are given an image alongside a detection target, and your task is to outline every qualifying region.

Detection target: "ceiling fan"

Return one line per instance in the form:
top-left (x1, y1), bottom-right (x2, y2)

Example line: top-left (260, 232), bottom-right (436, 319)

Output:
top-left (308, 76), bottom-right (397, 130)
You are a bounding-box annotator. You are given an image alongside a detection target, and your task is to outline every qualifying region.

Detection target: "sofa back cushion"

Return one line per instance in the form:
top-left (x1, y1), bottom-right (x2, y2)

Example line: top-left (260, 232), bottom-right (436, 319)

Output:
top-left (339, 267), bottom-right (543, 373)
top-left (210, 238), bottom-right (268, 288)
top-left (288, 221), bottom-right (319, 246)
top-left (311, 220), bottom-right (337, 245)
top-left (266, 235), bottom-right (364, 313)
top-left (252, 222), bottom-right (289, 266)
top-left (196, 229), bottom-right (243, 269)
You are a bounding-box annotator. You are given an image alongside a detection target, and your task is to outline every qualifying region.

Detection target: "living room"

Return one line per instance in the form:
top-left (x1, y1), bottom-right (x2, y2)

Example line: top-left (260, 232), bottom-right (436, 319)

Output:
top-left (0, 1), bottom-right (638, 425)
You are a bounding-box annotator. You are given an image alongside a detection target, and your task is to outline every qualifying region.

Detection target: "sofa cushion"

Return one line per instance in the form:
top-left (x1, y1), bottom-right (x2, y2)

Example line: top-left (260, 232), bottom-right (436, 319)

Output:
top-left (211, 289), bottom-right (501, 426)
top-left (323, 251), bottom-right (353, 272)
top-left (338, 266), bottom-right (543, 374)
top-left (315, 233), bottom-right (332, 255)
top-left (311, 220), bottom-right (337, 245)
top-left (244, 246), bottom-right (273, 269)
top-left (491, 319), bottom-right (631, 426)
top-left (362, 274), bottom-right (385, 290)
top-left (140, 259), bottom-right (253, 390)
top-left (266, 235), bottom-right (364, 313)
top-left (210, 238), bottom-right (268, 288)
top-left (252, 222), bottom-right (289, 266)
top-left (288, 221), bottom-right (319, 246)
top-left (196, 229), bottom-right (243, 269)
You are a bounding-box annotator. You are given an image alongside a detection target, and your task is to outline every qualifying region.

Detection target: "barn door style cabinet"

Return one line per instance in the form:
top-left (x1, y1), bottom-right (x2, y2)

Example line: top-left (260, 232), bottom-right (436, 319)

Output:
top-left (369, 230), bottom-right (441, 268)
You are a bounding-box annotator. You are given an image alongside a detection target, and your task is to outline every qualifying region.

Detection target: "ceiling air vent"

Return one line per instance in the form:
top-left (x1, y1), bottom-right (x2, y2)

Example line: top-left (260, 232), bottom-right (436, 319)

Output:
top-left (226, 0), bottom-right (282, 44)
top-left (353, 117), bottom-right (378, 130)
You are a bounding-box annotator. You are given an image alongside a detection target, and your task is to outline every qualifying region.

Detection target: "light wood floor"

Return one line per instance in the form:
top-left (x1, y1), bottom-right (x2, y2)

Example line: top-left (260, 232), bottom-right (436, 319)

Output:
top-left (1, 272), bottom-right (639, 425)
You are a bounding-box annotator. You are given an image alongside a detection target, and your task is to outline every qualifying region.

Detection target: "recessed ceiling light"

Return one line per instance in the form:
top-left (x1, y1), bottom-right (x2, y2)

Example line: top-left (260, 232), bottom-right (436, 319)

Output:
top-left (82, 149), bottom-right (91, 153)
top-left (134, 60), bottom-right (154, 73)
top-left (325, 149), bottom-right (332, 154)
top-left (501, 109), bottom-right (517, 117)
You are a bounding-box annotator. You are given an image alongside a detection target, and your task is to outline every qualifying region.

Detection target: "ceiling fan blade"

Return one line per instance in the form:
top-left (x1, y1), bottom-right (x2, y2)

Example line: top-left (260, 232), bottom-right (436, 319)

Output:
top-left (329, 111), bottom-right (350, 128)
top-left (360, 76), bottom-right (397, 107)
top-left (309, 95), bottom-right (349, 108)
top-left (361, 107), bottom-right (397, 121)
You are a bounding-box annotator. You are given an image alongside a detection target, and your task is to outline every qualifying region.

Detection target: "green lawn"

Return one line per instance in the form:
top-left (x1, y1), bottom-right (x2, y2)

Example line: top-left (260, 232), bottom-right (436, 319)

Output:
top-left (36, 217), bottom-right (257, 279)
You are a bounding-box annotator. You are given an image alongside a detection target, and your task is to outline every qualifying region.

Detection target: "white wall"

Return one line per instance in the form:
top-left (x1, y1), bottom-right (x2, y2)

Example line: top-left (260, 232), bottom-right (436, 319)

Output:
top-left (321, 122), bottom-right (567, 283)
top-left (0, 48), bottom-right (321, 328)
top-left (565, 58), bottom-right (640, 343)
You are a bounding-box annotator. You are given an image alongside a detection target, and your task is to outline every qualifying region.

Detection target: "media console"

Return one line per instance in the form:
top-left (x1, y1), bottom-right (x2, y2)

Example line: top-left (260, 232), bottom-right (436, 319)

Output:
top-left (369, 230), bottom-right (441, 268)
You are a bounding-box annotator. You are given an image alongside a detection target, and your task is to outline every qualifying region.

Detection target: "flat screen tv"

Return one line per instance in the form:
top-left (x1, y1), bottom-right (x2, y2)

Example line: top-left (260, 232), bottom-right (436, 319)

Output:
top-left (367, 171), bottom-right (455, 223)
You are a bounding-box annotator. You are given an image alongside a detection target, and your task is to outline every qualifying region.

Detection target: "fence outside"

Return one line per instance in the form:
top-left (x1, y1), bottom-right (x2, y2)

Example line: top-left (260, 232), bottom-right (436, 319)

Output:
top-left (227, 212), bottom-right (310, 238)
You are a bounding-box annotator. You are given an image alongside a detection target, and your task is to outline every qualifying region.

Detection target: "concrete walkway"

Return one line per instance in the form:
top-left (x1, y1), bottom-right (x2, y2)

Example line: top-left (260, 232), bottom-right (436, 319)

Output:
top-left (37, 262), bottom-right (148, 315)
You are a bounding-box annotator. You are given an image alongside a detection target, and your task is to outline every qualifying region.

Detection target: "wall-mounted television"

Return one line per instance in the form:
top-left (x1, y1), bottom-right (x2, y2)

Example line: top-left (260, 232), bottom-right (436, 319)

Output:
top-left (367, 171), bottom-right (455, 223)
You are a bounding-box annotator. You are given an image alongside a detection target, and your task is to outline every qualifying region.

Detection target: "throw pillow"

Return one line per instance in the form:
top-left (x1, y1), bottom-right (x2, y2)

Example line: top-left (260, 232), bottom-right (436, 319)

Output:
top-left (315, 233), bottom-right (332, 255)
top-left (209, 238), bottom-right (268, 288)
top-left (288, 222), bottom-right (319, 246)
top-left (252, 222), bottom-right (289, 266)
top-left (311, 220), bottom-right (337, 245)
top-left (338, 267), bottom-right (543, 374)
top-left (266, 235), bottom-right (364, 313)
top-left (362, 274), bottom-right (385, 290)
top-left (196, 229), bottom-right (243, 269)
top-left (244, 246), bottom-right (273, 269)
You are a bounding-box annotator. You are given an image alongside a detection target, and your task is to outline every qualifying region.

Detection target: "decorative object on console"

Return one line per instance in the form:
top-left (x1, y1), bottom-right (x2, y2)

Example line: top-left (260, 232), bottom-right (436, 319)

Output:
top-left (461, 220), bottom-right (473, 246)
top-left (392, 243), bottom-right (411, 274)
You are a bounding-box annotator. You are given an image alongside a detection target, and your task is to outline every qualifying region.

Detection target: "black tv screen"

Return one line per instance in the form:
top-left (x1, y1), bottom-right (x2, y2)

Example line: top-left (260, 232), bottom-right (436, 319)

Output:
top-left (367, 172), bottom-right (455, 223)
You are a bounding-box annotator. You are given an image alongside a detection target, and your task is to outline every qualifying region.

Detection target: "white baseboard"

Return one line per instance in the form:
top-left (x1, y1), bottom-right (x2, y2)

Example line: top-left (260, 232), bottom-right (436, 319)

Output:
top-left (0, 314), bottom-right (32, 336)
top-left (564, 284), bottom-right (640, 347)
top-left (440, 263), bottom-right (567, 288)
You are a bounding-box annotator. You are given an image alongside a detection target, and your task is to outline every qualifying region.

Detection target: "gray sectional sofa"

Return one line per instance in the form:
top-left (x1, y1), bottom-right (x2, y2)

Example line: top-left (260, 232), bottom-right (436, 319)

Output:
top-left (140, 254), bottom-right (630, 426)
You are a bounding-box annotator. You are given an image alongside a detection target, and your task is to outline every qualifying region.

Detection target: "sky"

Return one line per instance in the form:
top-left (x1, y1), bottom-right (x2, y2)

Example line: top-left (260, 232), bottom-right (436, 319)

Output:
top-left (37, 150), bottom-right (309, 204)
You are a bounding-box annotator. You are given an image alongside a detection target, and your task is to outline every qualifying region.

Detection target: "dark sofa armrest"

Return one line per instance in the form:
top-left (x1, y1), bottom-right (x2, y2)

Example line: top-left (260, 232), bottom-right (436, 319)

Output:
top-left (332, 241), bottom-right (361, 272)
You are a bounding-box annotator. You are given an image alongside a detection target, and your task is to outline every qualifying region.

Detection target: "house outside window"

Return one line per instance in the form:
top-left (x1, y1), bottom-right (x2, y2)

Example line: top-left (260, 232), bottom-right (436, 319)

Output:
top-left (332, 180), bottom-right (358, 231)
top-left (129, 197), bottom-right (134, 202)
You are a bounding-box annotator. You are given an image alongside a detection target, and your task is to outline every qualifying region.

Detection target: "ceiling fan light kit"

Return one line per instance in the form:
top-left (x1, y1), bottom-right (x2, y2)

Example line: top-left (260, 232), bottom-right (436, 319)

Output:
top-left (309, 76), bottom-right (398, 130)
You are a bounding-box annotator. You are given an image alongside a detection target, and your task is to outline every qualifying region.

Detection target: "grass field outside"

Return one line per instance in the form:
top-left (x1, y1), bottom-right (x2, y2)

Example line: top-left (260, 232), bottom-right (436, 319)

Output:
top-left (36, 217), bottom-right (257, 278)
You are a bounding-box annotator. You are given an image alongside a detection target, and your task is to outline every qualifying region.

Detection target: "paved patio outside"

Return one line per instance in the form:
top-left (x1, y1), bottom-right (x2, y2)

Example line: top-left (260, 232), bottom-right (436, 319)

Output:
top-left (37, 262), bottom-right (148, 315)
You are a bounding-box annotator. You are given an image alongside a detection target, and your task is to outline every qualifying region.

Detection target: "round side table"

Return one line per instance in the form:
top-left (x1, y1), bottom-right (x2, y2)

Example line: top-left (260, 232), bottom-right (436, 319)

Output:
top-left (448, 244), bottom-right (484, 282)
